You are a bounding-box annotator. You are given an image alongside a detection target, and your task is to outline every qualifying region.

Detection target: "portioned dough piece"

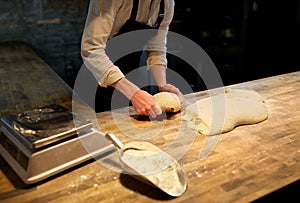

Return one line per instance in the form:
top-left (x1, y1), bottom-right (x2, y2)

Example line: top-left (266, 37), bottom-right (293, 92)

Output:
top-left (182, 88), bottom-right (268, 136)
top-left (153, 92), bottom-right (181, 113)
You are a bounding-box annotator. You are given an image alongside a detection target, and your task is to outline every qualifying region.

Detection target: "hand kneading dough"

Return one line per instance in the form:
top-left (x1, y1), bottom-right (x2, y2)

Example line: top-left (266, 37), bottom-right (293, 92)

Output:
top-left (182, 88), bottom-right (268, 136)
top-left (153, 92), bottom-right (181, 113)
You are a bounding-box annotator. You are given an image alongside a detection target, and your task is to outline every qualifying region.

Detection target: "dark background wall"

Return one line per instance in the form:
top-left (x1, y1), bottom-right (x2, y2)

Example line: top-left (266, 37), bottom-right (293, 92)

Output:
top-left (0, 0), bottom-right (89, 78)
top-left (0, 0), bottom-right (299, 90)
top-left (171, 0), bottom-right (300, 90)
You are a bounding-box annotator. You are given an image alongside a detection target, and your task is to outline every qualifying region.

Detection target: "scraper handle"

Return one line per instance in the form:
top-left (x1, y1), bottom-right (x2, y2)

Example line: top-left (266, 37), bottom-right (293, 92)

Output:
top-left (105, 132), bottom-right (124, 149)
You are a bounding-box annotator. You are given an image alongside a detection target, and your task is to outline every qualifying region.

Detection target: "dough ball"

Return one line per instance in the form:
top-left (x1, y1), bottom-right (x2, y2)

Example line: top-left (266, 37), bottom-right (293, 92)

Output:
top-left (153, 92), bottom-right (181, 113)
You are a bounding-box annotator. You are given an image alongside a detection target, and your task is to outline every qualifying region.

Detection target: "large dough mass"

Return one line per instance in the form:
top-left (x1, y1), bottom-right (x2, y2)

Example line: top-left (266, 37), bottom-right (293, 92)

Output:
top-left (182, 88), bottom-right (268, 136)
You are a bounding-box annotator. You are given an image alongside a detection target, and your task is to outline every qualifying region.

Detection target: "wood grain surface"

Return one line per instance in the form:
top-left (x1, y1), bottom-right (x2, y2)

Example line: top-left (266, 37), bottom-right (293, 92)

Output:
top-left (0, 42), bottom-right (72, 118)
top-left (0, 42), bottom-right (300, 202)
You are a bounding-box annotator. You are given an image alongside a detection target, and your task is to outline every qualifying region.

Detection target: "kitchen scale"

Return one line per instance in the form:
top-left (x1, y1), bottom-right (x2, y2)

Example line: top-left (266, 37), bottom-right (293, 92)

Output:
top-left (0, 104), bottom-right (114, 184)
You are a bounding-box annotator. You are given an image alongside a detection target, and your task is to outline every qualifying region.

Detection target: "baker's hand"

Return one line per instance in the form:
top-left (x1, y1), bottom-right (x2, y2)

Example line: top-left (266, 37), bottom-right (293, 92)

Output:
top-left (131, 89), bottom-right (162, 118)
top-left (159, 84), bottom-right (185, 109)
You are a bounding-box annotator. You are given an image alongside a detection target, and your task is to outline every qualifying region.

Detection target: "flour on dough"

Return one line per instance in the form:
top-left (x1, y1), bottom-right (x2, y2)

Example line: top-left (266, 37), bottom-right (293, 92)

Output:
top-left (153, 92), bottom-right (181, 113)
top-left (182, 88), bottom-right (268, 136)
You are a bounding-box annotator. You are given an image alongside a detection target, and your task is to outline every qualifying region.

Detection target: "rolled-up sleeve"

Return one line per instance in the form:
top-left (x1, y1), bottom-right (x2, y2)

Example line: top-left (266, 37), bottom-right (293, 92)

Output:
top-left (146, 29), bottom-right (168, 68)
top-left (145, 0), bottom-right (174, 69)
top-left (81, 0), bottom-right (124, 87)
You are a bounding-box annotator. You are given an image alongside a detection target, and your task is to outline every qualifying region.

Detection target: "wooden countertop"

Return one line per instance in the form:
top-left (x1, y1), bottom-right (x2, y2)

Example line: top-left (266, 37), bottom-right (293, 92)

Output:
top-left (0, 42), bottom-right (72, 118)
top-left (0, 42), bottom-right (300, 202)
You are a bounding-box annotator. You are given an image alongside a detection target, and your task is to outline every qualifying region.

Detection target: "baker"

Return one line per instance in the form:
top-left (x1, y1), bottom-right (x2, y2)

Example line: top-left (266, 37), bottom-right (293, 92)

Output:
top-left (81, 0), bottom-right (184, 118)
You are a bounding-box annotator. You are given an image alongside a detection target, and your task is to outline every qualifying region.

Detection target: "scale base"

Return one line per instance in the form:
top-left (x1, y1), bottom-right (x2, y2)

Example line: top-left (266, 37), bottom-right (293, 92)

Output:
top-left (0, 127), bottom-right (114, 184)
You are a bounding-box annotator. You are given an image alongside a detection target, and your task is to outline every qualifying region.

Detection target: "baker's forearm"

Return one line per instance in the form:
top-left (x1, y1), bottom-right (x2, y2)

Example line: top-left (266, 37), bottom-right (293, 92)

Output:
top-left (111, 77), bottom-right (139, 100)
top-left (149, 64), bottom-right (167, 87)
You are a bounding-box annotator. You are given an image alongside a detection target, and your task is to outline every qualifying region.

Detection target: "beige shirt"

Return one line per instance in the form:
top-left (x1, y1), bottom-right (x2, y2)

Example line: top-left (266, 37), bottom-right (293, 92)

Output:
top-left (81, 0), bottom-right (175, 87)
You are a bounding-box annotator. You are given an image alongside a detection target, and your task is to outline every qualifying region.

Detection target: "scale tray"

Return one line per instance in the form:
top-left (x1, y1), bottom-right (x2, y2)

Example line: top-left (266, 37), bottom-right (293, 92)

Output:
top-left (1, 104), bottom-right (93, 149)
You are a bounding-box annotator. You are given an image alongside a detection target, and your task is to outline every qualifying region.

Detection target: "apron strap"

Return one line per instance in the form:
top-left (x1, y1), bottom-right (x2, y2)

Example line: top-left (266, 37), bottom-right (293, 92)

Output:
top-left (130, 0), bottom-right (139, 21)
top-left (130, 0), bottom-right (164, 28)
